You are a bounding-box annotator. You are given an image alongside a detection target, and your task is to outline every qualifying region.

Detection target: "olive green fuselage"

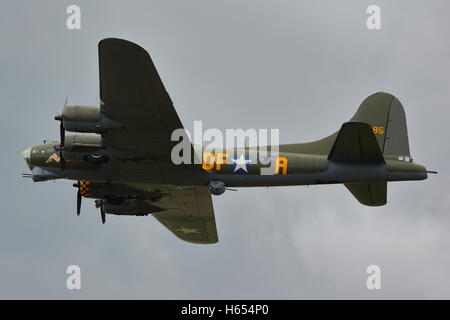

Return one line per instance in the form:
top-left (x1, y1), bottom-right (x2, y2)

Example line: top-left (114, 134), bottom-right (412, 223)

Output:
top-left (24, 142), bottom-right (427, 187)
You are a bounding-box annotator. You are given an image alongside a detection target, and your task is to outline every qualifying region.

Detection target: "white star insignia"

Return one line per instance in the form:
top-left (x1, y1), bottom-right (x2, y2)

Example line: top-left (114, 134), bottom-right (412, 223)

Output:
top-left (232, 154), bottom-right (252, 172)
top-left (176, 227), bottom-right (201, 234)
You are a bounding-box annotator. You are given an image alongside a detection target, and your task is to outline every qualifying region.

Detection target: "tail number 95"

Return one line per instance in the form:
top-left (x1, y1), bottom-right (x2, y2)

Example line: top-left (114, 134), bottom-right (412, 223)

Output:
top-left (372, 126), bottom-right (385, 134)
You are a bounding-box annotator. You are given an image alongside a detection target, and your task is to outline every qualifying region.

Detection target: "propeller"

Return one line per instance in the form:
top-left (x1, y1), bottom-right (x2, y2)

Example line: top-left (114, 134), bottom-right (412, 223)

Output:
top-left (95, 200), bottom-right (106, 224)
top-left (73, 181), bottom-right (82, 216)
top-left (100, 205), bottom-right (106, 224)
top-left (54, 97), bottom-right (68, 170)
top-left (73, 183), bottom-right (106, 224)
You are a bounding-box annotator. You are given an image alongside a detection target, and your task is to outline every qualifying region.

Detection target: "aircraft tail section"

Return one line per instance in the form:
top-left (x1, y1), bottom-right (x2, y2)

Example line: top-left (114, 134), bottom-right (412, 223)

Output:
top-left (279, 92), bottom-right (411, 160)
top-left (328, 92), bottom-right (412, 206)
top-left (327, 120), bottom-right (388, 206)
top-left (351, 92), bottom-right (410, 158)
top-left (327, 92), bottom-right (411, 163)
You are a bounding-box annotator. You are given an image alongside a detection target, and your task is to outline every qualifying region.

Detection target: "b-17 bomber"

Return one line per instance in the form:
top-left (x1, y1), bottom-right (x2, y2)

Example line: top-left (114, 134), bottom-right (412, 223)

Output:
top-left (21, 38), bottom-right (435, 244)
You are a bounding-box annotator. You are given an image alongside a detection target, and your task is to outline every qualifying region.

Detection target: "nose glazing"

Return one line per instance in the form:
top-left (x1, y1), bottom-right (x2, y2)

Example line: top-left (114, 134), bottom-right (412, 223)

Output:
top-left (22, 147), bottom-right (32, 163)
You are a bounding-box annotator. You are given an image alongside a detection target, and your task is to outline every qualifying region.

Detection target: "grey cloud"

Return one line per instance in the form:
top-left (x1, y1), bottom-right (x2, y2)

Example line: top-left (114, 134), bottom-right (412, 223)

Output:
top-left (0, 0), bottom-right (449, 299)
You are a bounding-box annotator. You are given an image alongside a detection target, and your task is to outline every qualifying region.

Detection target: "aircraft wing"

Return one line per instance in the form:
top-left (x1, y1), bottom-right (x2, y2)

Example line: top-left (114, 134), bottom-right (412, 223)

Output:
top-left (98, 38), bottom-right (191, 161)
top-left (117, 184), bottom-right (218, 244)
top-left (97, 39), bottom-right (217, 243)
top-left (151, 187), bottom-right (219, 244)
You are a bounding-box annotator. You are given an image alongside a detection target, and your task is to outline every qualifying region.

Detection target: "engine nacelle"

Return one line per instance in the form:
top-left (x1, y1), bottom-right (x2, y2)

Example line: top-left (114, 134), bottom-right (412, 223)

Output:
top-left (62, 134), bottom-right (103, 153)
top-left (62, 105), bottom-right (124, 133)
top-left (78, 181), bottom-right (162, 202)
top-left (59, 134), bottom-right (145, 163)
top-left (101, 199), bottom-right (165, 216)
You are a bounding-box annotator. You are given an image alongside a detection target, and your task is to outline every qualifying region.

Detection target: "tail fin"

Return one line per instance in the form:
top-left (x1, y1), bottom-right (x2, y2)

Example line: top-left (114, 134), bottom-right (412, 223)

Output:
top-left (279, 92), bottom-right (411, 160)
top-left (351, 92), bottom-right (410, 159)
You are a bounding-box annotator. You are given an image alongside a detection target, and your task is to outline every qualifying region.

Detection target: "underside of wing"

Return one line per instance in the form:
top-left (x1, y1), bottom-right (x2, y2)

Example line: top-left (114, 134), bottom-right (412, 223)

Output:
top-left (152, 187), bottom-right (219, 244)
top-left (95, 182), bottom-right (218, 244)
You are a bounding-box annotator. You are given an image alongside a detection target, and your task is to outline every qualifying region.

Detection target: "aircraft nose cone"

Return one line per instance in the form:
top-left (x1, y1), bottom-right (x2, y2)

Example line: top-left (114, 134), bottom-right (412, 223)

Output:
top-left (22, 147), bottom-right (32, 163)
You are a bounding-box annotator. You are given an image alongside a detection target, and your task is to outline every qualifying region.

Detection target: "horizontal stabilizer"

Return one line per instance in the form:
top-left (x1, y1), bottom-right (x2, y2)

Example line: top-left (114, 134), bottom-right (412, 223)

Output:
top-left (328, 122), bottom-right (385, 164)
top-left (344, 181), bottom-right (387, 206)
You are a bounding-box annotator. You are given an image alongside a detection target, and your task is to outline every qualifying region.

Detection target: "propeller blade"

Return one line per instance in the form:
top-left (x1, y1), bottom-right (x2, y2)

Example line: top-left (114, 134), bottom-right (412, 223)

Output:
top-left (55, 97), bottom-right (67, 171)
top-left (59, 121), bottom-right (65, 147)
top-left (76, 188), bottom-right (82, 216)
top-left (100, 205), bottom-right (106, 224)
top-left (59, 150), bottom-right (66, 171)
top-left (73, 181), bottom-right (81, 216)
top-left (59, 122), bottom-right (66, 171)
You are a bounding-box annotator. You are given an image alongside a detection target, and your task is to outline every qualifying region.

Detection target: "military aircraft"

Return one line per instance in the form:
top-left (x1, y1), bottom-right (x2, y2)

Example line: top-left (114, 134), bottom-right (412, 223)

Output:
top-left (21, 38), bottom-right (435, 244)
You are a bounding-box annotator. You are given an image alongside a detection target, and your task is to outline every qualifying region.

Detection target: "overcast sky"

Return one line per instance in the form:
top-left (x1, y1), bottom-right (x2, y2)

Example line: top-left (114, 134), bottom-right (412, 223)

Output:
top-left (1, 0), bottom-right (449, 299)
